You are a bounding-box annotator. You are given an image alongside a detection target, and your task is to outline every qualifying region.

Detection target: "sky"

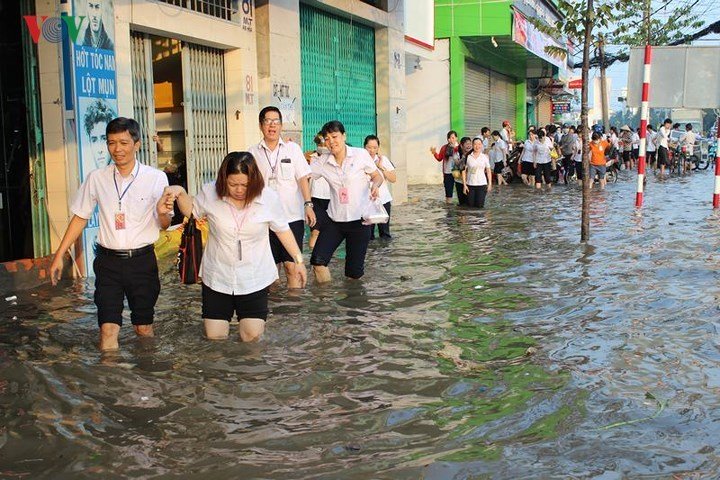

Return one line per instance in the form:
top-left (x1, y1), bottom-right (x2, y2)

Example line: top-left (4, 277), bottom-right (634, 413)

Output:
top-left (575, 0), bottom-right (719, 112)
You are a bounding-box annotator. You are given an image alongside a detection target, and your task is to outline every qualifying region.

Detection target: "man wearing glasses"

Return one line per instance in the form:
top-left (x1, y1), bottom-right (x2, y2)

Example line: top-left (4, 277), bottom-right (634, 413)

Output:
top-left (248, 106), bottom-right (316, 289)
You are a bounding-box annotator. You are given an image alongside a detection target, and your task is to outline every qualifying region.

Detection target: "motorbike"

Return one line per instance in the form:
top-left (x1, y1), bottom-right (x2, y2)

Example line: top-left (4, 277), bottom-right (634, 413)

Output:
top-left (502, 142), bottom-right (524, 183)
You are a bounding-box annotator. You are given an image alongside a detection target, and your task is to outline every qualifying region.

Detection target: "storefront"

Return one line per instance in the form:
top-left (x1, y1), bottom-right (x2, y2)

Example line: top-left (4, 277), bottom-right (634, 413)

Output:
top-left (464, 62), bottom-right (518, 137)
top-left (299, 4), bottom-right (377, 149)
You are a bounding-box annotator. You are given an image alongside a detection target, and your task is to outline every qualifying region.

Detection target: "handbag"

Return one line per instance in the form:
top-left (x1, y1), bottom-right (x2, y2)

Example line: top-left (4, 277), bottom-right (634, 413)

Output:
top-left (178, 215), bottom-right (203, 284)
top-left (361, 200), bottom-right (389, 225)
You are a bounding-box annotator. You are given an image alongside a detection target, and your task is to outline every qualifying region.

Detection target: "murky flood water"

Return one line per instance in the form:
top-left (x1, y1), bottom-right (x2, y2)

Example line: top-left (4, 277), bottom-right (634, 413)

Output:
top-left (2, 172), bottom-right (720, 479)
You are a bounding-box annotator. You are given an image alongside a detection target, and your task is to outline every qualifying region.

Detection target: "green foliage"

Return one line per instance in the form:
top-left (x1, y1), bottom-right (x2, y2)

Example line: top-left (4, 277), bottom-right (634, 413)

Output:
top-left (608, 0), bottom-right (705, 49)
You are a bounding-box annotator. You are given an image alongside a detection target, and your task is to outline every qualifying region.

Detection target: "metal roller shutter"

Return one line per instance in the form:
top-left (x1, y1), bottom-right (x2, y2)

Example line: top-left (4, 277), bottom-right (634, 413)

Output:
top-left (130, 32), bottom-right (157, 167)
top-left (182, 42), bottom-right (227, 195)
top-left (464, 61), bottom-right (491, 137)
top-left (490, 70), bottom-right (517, 133)
top-left (300, 4), bottom-right (376, 149)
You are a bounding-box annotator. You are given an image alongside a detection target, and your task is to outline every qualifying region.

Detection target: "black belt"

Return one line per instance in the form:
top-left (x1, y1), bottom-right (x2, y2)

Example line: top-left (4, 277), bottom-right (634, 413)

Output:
top-left (95, 244), bottom-right (154, 259)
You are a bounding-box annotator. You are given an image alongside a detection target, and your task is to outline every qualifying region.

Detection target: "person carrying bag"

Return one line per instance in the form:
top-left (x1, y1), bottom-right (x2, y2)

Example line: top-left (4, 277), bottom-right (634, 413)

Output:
top-left (178, 215), bottom-right (203, 284)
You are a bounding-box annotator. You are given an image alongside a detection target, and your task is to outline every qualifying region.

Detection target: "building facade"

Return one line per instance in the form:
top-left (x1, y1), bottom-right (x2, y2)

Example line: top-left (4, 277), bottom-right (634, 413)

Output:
top-left (3, 0), bottom-right (408, 273)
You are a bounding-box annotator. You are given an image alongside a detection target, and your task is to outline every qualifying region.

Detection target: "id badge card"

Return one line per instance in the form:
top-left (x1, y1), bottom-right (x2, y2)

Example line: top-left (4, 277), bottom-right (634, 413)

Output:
top-left (114, 212), bottom-right (126, 230)
top-left (269, 177), bottom-right (279, 190)
top-left (339, 187), bottom-right (350, 204)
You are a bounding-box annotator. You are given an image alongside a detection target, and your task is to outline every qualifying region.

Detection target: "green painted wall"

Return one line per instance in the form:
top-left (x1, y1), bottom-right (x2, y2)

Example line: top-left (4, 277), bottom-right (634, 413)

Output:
top-left (436, 0), bottom-right (513, 38)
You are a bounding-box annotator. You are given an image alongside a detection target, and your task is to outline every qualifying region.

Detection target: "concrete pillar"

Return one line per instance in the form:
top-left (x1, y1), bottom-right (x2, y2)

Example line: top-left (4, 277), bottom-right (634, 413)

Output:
top-left (375, 8), bottom-right (408, 203)
top-left (255, 0), bottom-right (303, 146)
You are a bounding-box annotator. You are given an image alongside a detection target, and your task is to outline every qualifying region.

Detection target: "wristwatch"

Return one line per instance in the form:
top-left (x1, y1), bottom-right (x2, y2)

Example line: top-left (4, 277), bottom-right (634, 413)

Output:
top-left (294, 253), bottom-right (304, 265)
top-left (304, 201), bottom-right (314, 208)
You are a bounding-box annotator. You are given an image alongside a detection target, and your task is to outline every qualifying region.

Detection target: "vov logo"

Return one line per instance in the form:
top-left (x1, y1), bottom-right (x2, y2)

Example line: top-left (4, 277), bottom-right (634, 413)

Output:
top-left (23, 16), bottom-right (86, 44)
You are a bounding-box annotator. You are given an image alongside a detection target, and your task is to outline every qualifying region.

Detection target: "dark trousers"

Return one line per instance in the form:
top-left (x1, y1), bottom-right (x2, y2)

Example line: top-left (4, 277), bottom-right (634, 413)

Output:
top-left (535, 163), bottom-right (552, 185)
top-left (270, 219), bottom-right (304, 263)
top-left (467, 185), bottom-right (488, 208)
top-left (311, 197), bottom-right (330, 231)
top-left (455, 182), bottom-right (468, 206)
top-left (93, 250), bottom-right (160, 327)
top-left (443, 173), bottom-right (455, 198)
top-left (311, 219), bottom-right (372, 279)
top-left (370, 202), bottom-right (391, 239)
top-left (562, 155), bottom-right (574, 182)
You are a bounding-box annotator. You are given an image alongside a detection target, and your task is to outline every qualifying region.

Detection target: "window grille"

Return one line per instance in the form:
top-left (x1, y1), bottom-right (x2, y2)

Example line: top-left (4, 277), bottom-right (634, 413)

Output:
top-left (156, 0), bottom-right (239, 22)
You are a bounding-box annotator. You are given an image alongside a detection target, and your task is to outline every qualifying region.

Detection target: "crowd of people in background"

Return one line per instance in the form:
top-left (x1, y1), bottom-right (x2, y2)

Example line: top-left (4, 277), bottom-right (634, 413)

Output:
top-left (431, 117), bottom-right (706, 204)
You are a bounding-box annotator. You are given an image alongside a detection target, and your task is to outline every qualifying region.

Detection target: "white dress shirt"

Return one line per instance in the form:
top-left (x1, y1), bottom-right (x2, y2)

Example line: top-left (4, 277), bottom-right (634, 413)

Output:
top-left (680, 131), bottom-right (696, 155)
top-left (646, 131), bottom-right (657, 152)
top-left (534, 137), bottom-right (554, 164)
top-left (659, 126), bottom-right (670, 149)
top-left (372, 154), bottom-right (395, 204)
top-left (465, 153), bottom-right (491, 186)
top-left (309, 152), bottom-right (331, 199)
top-left (248, 139), bottom-right (311, 223)
top-left (521, 140), bottom-right (536, 162)
top-left (194, 183), bottom-right (289, 295)
top-left (311, 146), bottom-right (379, 223)
top-left (71, 161), bottom-right (168, 250)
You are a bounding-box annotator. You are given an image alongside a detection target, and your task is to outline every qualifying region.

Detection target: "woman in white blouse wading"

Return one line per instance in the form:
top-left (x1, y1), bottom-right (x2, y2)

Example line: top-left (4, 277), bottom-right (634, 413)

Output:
top-left (364, 134), bottom-right (396, 239)
top-left (169, 152), bottom-right (306, 342)
top-left (310, 120), bottom-right (384, 283)
top-left (462, 137), bottom-right (493, 208)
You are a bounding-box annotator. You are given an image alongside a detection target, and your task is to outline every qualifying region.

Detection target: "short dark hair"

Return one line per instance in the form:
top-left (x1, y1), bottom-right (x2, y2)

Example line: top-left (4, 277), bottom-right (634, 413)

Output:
top-left (259, 106), bottom-right (282, 124)
top-left (459, 136), bottom-right (471, 146)
top-left (446, 130), bottom-right (458, 140)
top-left (537, 130), bottom-right (546, 139)
top-left (215, 151), bottom-right (264, 207)
top-left (591, 132), bottom-right (601, 141)
top-left (663, 118), bottom-right (672, 125)
top-left (84, 99), bottom-right (116, 137)
top-left (569, 126), bottom-right (577, 132)
top-left (313, 131), bottom-right (324, 146)
top-left (647, 124), bottom-right (654, 131)
top-left (106, 117), bottom-right (140, 143)
top-left (491, 130), bottom-right (501, 137)
top-left (686, 123), bottom-right (693, 130)
top-left (364, 134), bottom-right (379, 146)
top-left (321, 120), bottom-right (345, 136)
top-left (481, 127), bottom-right (490, 135)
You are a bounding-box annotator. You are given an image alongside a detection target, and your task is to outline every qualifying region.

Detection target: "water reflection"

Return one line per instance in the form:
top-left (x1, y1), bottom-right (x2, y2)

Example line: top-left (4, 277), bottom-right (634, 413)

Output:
top-left (2, 175), bottom-right (720, 478)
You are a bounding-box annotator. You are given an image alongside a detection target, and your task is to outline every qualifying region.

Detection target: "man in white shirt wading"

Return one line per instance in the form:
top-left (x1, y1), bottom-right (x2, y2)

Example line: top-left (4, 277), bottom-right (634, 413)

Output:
top-left (657, 118), bottom-right (672, 177)
top-left (248, 107), bottom-right (315, 289)
top-left (49, 117), bottom-right (175, 351)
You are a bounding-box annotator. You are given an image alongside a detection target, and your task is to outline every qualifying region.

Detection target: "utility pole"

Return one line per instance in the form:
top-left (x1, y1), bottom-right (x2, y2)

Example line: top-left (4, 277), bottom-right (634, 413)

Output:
top-left (635, 0), bottom-right (652, 208)
top-left (599, 35), bottom-right (610, 133)
top-left (581, 0), bottom-right (594, 241)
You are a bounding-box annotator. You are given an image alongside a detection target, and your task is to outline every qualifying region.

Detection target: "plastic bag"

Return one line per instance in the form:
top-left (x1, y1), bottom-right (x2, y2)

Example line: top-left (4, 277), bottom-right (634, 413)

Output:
top-left (361, 200), bottom-right (389, 225)
top-left (177, 215), bottom-right (203, 284)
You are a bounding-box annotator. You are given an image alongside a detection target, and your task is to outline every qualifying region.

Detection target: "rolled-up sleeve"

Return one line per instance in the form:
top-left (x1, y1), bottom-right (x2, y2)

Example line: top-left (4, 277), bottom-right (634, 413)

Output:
top-left (70, 174), bottom-right (97, 220)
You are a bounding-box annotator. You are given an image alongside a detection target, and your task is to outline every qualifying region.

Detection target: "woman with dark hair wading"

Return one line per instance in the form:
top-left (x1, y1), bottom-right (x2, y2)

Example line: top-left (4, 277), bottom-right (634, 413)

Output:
top-left (534, 130), bottom-right (554, 189)
top-left (364, 134), bottom-right (395, 239)
top-left (309, 120), bottom-right (384, 283)
top-left (462, 137), bottom-right (493, 208)
top-left (168, 152), bottom-right (306, 342)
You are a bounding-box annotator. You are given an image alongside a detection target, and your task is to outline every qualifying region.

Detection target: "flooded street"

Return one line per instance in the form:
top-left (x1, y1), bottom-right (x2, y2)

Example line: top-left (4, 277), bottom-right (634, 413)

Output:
top-left (2, 172), bottom-right (720, 479)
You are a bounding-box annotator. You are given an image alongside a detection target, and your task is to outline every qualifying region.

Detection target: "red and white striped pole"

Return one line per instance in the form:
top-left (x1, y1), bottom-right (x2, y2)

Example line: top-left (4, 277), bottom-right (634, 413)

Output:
top-left (635, 45), bottom-right (652, 208)
top-left (713, 118), bottom-right (720, 208)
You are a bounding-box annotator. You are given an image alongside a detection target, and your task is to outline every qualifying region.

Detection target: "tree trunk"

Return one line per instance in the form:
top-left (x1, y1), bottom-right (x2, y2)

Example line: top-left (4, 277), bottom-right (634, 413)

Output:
top-left (581, 0), bottom-right (594, 242)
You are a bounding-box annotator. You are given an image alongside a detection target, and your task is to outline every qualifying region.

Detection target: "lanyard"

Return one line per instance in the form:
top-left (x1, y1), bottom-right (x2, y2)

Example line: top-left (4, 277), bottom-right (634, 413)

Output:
top-left (263, 143), bottom-right (282, 178)
top-left (333, 147), bottom-right (351, 187)
top-left (227, 201), bottom-right (252, 236)
top-left (113, 163), bottom-right (139, 211)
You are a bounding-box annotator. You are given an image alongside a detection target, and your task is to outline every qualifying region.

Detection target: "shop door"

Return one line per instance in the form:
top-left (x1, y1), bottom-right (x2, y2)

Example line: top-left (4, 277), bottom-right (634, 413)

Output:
top-left (300, 4), bottom-right (376, 149)
top-left (490, 71), bottom-right (517, 133)
top-left (130, 32), bottom-right (157, 167)
top-left (181, 42), bottom-right (227, 195)
top-left (464, 62), bottom-right (491, 137)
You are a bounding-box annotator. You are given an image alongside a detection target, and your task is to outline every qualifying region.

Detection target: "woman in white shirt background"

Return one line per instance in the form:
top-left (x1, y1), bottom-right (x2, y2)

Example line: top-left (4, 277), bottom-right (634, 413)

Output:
top-left (305, 132), bottom-right (332, 249)
top-left (310, 120), bottom-right (384, 283)
top-left (169, 152), bottom-right (306, 342)
top-left (462, 137), bottom-right (493, 208)
top-left (489, 130), bottom-right (508, 186)
top-left (364, 134), bottom-right (395, 239)
top-left (520, 131), bottom-right (537, 186)
top-left (534, 130), bottom-right (554, 189)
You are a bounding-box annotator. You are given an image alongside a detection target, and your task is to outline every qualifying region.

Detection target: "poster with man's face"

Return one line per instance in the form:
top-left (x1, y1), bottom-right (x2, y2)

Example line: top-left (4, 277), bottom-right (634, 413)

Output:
top-left (79, 97), bottom-right (116, 181)
top-left (75, 0), bottom-right (115, 50)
